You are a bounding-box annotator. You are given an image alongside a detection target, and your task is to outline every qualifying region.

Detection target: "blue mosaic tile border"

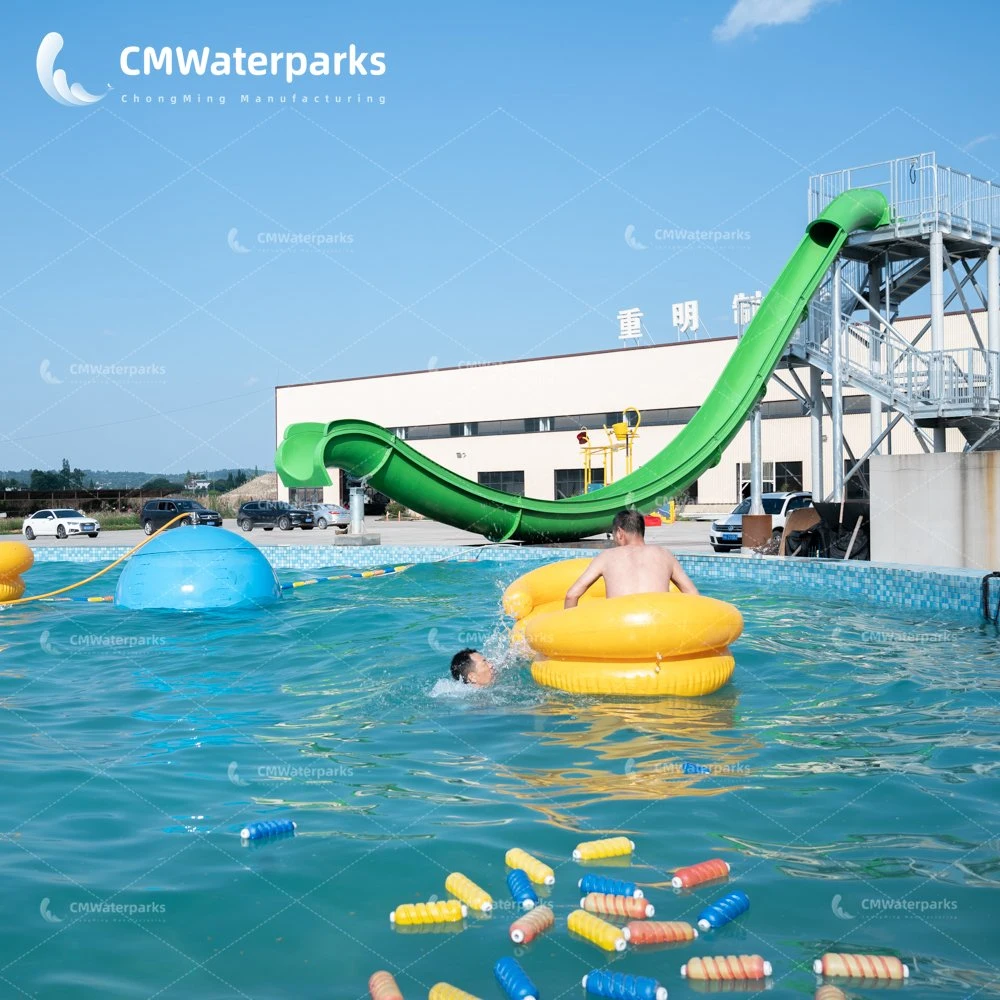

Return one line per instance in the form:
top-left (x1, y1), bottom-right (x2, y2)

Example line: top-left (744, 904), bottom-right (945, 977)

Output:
top-left (22, 543), bottom-right (989, 616)
top-left (672, 552), bottom-right (986, 616)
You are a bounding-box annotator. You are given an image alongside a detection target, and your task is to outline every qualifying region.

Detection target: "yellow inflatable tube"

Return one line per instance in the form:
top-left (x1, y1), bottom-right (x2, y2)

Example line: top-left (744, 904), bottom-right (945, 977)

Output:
top-left (0, 542), bottom-right (34, 602)
top-left (504, 559), bottom-right (742, 697)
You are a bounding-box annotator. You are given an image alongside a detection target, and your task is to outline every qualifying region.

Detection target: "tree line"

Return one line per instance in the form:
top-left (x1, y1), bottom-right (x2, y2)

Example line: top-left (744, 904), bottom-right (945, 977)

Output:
top-left (0, 461), bottom-right (259, 494)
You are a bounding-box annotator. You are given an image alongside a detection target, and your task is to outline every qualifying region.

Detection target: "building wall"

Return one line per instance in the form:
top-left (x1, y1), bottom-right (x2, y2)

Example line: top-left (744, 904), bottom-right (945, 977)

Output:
top-left (274, 309), bottom-right (981, 508)
top-left (871, 452), bottom-right (1000, 569)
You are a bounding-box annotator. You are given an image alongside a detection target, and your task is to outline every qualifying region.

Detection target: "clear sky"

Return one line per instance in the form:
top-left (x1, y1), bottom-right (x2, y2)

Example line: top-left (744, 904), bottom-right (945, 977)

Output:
top-left (3, 0), bottom-right (998, 474)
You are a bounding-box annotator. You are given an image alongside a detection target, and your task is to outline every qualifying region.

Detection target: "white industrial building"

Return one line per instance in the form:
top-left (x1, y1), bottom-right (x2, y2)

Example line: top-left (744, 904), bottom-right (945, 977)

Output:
top-left (274, 309), bottom-right (980, 511)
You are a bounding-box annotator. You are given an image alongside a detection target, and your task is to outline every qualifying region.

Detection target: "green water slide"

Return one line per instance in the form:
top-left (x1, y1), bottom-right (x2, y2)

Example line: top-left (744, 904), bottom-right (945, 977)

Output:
top-left (276, 189), bottom-right (890, 543)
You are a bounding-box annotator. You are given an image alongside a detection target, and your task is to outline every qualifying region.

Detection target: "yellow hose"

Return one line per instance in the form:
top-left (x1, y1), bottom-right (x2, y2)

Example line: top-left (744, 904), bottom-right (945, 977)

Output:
top-left (1, 513), bottom-right (191, 607)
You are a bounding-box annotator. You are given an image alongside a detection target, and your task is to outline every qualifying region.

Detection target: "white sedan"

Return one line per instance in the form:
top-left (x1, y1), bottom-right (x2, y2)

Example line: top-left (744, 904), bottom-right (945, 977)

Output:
top-left (23, 508), bottom-right (101, 540)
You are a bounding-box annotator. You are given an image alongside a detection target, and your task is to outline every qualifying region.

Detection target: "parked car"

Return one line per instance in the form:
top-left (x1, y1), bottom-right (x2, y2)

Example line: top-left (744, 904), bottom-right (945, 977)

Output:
top-left (237, 500), bottom-right (314, 531)
top-left (22, 508), bottom-right (100, 540)
top-left (710, 491), bottom-right (814, 552)
top-left (141, 498), bottom-right (223, 535)
top-left (300, 502), bottom-right (351, 530)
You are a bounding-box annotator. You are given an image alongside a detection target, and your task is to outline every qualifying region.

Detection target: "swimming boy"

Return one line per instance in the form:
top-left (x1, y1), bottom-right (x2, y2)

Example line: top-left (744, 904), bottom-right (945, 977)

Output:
top-left (564, 508), bottom-right (699, 608)
top-left (450, 648), bottom-right (496, 686)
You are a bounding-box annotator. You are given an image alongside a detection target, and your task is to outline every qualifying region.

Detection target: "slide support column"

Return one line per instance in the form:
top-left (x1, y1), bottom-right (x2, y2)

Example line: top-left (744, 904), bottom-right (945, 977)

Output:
top-left (750, 405), bottom-right (763, 515)
top-left (810, 365), bottom-right (824, 501)
top-left (868, 259), bottom-right (882, 450)
top-left (930, 230), bottom-right (946, 450)
top-left (831, 258), bottom-right (845, 502)
top-left (989, 245), bottom-right (1000, 401)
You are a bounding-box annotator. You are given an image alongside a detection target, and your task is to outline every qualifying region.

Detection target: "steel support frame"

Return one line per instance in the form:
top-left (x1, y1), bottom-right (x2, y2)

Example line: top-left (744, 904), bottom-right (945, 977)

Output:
top-left (795, 353), bottom-right (933, 505)
top-left (831, 259), bottom-right (845, 500)
top-left (868, 259), bottom-right (883, 449)
top-left (809, 366), bottom-right (824, 501)
top-left (942, 247), bottom-right (986, 351)
top-left (904, 256), bottom-right (985, 350)
top-left (832, 412), bottom-right (907, 502)
top-left (990, 246), bottom-right (1000, 401)
top-left (749, 405), bottom-right (763, 516)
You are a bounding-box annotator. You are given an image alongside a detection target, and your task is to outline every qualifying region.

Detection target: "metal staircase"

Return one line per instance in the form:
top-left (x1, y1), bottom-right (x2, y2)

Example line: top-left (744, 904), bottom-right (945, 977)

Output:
top-left (885, 258), bottom-right (932, 311)
top-left (787, 153), bottom-right (1000, 453)
top-left (789, 296), bottom-right (1000, 448)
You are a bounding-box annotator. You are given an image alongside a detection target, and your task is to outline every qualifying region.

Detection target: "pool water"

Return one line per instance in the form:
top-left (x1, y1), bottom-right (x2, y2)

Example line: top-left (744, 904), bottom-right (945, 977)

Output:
top-left (1, 559), bottom-right (998, 999)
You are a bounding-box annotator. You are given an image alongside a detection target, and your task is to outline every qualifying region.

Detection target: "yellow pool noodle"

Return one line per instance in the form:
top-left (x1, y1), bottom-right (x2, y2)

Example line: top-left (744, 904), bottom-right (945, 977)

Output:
top-left (567, 908), bottom-right (627, 951)
top-left (445, 872), bottom-right (493, 913)
top-left (429, 984), bottom-right (482, 1000)
top-left (389, 900), bottom-right (467, 925)
top-left (505, 848), bottom-right (555, 885)
top-left (573, 836), bottom-right (635, 861)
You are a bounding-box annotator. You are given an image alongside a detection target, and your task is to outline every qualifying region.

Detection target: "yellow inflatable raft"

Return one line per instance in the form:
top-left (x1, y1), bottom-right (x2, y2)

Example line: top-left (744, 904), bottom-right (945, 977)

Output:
top-left (503, 558), bottom-right (743, 697)
top-left (0, 541), bottom-right (33, 603)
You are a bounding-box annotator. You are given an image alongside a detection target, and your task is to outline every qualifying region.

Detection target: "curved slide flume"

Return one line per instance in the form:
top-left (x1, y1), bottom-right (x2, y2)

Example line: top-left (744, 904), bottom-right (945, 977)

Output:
top-left (276, 190), bottom-right (890, 543)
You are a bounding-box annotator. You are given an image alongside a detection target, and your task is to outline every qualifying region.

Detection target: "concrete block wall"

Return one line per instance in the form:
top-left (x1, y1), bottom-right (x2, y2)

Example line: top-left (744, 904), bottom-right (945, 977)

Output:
top-left (871, 452), bottom-right (1000, 570)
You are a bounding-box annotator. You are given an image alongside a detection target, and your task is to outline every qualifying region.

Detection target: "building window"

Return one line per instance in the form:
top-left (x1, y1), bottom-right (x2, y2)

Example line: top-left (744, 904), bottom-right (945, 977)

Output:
top-left (736, 462), bottom-right (774, 500)
top-left (775, 461), bottom-right (804, 493)
top-left (478, 470), bottom-right (525, 495)
top-left (554, 468), bottom-right (604, 499)
top-left (392, 427), bottom-right (408, 440)
top-left (449, 422), bottom-right (478, 437)
top-left (290, 487), bottom-right (323, 503)
top-left (524, 417), bottom-right (553, 433)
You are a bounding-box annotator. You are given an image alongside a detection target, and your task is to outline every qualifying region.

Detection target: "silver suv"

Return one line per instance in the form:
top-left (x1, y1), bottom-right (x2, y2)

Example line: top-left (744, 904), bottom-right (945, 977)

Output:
top-left (300, 502), bottom-right (351, 530)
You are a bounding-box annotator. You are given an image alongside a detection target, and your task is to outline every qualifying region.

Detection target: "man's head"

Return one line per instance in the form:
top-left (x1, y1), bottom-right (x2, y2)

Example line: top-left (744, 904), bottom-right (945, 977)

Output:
top-left (450, 648), bottom-right (495, 686)
top-left (611, 508), bottom-right (645, 546)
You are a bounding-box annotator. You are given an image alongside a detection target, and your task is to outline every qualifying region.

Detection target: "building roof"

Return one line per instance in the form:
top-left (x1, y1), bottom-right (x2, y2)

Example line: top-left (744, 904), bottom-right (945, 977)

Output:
top-left (275, 335), bottom-right (739, 391)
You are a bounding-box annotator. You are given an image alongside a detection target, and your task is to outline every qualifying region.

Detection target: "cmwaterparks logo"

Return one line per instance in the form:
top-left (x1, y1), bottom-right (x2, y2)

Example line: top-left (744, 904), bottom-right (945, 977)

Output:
top-left (36, 33), bottom-right (108, 108)
top-left (36, 31), bottom-right (388, 109)
top-left (40, 896), bottom-right (165, 923)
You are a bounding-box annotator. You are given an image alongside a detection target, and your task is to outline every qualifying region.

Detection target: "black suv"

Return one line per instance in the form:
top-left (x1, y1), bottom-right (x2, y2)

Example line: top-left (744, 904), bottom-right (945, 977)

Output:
top-left (141, 498), bottom-right (223, 535)
top-left (237, 500), bottom-right (314, 531)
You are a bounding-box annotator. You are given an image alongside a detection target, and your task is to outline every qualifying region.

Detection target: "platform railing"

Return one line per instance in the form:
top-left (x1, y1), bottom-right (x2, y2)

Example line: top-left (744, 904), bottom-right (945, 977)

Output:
top-left (808, 152), bottom-right (1000, 241)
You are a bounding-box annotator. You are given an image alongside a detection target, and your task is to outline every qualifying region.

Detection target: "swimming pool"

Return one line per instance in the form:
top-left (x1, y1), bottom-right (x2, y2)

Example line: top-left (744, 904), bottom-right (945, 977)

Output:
top-left (1, 559), bottom-right (998, 998)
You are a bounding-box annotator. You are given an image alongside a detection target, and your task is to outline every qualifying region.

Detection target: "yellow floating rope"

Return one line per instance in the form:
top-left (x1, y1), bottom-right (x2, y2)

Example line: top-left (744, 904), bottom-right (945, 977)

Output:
top-left (282, 565), bottom-right (414, 589)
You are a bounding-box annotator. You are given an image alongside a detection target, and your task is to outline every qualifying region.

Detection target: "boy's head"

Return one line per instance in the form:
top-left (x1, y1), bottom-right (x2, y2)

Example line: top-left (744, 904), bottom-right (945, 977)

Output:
top-left (450, 648), bottom-right (495, 686)
top-left (611, 508), bottom-right (645, 545)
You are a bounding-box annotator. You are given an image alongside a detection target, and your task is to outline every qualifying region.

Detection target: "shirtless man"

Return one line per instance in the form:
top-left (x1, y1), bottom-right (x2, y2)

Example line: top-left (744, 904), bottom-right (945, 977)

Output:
top-left (564, 508), bottom-right (698, 608)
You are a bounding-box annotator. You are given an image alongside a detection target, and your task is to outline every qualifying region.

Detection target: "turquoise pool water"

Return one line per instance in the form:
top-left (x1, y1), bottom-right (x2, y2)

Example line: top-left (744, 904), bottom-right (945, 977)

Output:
top-left (1, 560), bottom-right (998, 999)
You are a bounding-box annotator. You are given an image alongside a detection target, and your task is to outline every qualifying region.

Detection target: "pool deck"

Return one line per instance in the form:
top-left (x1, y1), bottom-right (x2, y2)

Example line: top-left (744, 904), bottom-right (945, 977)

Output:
top-left (10, 514), bottom-right (992, 618)
top-left (17, 517), bottom-right (715, 553)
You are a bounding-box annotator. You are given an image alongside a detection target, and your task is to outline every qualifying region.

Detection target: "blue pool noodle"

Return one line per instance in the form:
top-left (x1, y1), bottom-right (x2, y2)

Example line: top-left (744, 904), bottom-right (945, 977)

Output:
top-left (495, 956), bottom-right (539, 1000)
top-left (583, 970), bottom-right (667, 1000)
top-left (697, 889), bottom-right (750, 930)
top-left (577, 874), bottom-right (643, 898)
top-left (507, 868), bottom-right (538, 909)
top-left (240, 819), bottom-right (296, 841)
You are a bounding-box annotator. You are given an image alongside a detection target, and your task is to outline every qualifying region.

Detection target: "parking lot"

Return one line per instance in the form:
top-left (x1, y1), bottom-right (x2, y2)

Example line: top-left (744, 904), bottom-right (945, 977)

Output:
top-left (17, 515), bottom-right (715, 553)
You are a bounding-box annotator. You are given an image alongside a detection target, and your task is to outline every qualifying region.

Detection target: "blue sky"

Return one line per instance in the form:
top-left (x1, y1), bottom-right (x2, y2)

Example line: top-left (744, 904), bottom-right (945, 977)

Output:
top-left (2, 0), bottom-right (999, 473)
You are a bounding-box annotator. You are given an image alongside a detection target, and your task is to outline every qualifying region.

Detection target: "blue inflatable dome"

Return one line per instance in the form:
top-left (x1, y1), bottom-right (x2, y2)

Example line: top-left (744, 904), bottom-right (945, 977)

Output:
top-left (115, 526), bottom-right (281, 610)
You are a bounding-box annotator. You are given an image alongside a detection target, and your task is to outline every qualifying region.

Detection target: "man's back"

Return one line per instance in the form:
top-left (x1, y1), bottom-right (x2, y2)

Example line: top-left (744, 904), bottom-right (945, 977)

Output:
top-left (563, 509), bottom-right (699, 608)
top-left (598, 544), bottom-right (676, 599)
